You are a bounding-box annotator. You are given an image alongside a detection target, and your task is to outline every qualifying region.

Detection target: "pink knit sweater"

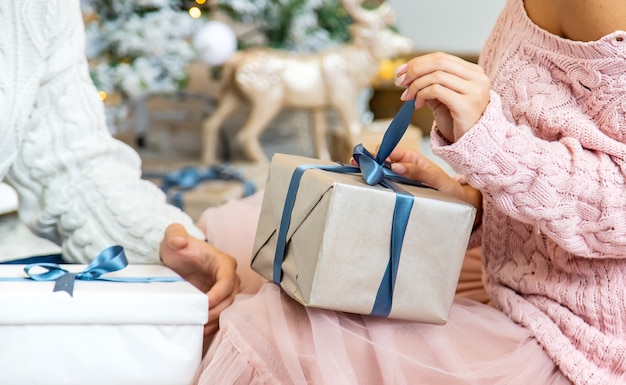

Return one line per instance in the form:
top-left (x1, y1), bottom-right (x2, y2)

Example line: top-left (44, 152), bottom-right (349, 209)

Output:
top-left (431, 1), bottom-right (626, 384)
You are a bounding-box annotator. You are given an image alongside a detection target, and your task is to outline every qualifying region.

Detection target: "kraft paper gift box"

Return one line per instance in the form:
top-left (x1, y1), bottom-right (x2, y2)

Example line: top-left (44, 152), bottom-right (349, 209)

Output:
top-left (251, 100), bottom-right (476, 323)
top-left (251, 153), bottom-right (476, 323)
top-left (0, 261), bottom-right (208, 385)
top-left (142, 161), bottom-right (267, 221)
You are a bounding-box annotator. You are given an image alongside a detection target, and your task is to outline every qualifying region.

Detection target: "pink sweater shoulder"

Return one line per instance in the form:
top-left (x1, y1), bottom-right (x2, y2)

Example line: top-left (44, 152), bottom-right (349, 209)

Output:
top-left (432, 0), bottom-right (626, 384)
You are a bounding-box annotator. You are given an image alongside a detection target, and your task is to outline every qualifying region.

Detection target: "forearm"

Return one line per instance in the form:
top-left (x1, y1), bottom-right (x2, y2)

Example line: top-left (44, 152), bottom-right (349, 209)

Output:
top-left (7, 0), bottom-right (203, 263)
top-left (432, 92), bottom-right (626, 258)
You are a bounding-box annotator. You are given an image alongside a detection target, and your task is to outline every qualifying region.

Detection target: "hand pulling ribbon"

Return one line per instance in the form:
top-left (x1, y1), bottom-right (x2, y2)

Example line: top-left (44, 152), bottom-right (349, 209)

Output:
top-left (0, 245), bottom-right (183, 296)
top-left (143, 164), bottom-right (256, 209)
top-left (274, 101), bottom-right (427, 317)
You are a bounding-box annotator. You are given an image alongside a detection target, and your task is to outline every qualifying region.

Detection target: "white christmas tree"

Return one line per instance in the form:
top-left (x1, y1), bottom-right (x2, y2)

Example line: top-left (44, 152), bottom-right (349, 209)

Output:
top-left (215, 0), bottom-right (353, 52)
top-left (81, 0), bottom-right (368, 133)
top-left (81, 0), bottom-right (201, 132)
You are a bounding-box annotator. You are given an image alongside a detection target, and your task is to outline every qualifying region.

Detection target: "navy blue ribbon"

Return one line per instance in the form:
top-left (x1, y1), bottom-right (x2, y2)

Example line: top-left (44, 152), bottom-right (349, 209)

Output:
top-left (144, 164), bottom-right (256, 209)
top-left (0, 245), bottom-right (183, 296)
top-left (273, 101), bottom-right (424, 317)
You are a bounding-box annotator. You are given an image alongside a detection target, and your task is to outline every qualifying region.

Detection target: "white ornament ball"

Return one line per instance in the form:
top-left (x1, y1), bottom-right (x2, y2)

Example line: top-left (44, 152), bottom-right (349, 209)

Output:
top-left (193, 21), bottom-right (238, 66)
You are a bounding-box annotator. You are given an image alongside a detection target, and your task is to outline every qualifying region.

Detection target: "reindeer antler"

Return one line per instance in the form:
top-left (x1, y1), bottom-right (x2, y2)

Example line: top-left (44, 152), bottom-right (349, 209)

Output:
top-left (340, 0), bottom-right (396, 27)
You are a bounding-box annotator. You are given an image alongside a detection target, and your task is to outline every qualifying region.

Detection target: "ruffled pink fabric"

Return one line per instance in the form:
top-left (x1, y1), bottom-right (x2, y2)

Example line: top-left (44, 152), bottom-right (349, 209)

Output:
top-left (194, 193), bottom-right (571, 384)
top-left (194, 285), bottom-right (570, 385)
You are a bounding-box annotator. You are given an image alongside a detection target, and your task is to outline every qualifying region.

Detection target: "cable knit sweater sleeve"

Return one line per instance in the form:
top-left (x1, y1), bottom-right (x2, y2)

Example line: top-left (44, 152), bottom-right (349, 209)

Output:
top-left (431, 16), bottom-right (626, 260)
top-left (433, 89), bottom-right (626, 259)
top-left (4, 0), bottom-right (204, 263)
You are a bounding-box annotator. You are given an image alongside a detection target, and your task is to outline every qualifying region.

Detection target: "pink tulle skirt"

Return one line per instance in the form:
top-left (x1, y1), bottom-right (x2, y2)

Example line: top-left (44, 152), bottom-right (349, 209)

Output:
top-left (195, 193), bottom-right (572, 385)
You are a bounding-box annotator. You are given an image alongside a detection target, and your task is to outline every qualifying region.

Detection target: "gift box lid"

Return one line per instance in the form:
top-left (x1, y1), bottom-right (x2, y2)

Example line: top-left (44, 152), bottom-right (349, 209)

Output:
top-left (0, 264), bottom-right (208, 325)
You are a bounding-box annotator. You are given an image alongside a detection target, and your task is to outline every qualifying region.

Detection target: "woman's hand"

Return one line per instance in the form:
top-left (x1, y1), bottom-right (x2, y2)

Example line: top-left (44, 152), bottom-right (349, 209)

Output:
top-left (377, 147), bottom-right (483, 227)
top-left (394, 52), bottom-right (491, 143)
top-left (387, 147), bottom-right (473, 200)
top-left (159, 223), bottom-right (240, 337)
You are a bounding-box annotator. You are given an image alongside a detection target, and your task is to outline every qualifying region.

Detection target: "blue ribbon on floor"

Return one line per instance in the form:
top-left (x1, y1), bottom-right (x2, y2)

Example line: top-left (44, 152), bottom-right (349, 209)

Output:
top-left (0, 245), bottom-right (183, 296)
top-left (273, 101), bottom-right (428, 317)
top-left (144, 164), bottom-right (256, 209)
top-left (0, 254), bottom-right (66, 265)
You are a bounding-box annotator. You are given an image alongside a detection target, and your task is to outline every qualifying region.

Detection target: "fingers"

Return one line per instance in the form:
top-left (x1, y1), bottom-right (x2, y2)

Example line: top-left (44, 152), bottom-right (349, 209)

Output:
top-left (386, 147), bottom-right (425, 165)
top-left (207, 295), bottom-right (229, 325)
top-left (392, 52), bottom-right (491, 140)
top-left (402, 71), bottom-right (479, 108)
top-left (394, 63), bottom-right (408, 78)
top-left (207, 269), bottom-right (239, 313)
top-left (204, 257), bottom-right (240, 336)
top-left (390, 153), bottom-right (450, 188)
top-left (351, 147), bottom-right (425, 172)
top-left (204, 322), bottom-right (219, 337)
top-left (355, 146), bottom-right (452, 191)
top-left (395, 52), bottom-right (484, 86)
top-left (390, 160), bottom-right (446, 187)
top-left (396, 52), bottom-right (488, 105)
top-left (159, 224), bottom-right (241, 338)
top-left (205, 247), bottom-right (239, 313)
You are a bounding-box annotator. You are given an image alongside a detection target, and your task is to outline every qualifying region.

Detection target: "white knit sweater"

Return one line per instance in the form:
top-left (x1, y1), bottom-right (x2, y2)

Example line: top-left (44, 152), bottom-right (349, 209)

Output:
top-left (0, 0), bottom-right (203, 263)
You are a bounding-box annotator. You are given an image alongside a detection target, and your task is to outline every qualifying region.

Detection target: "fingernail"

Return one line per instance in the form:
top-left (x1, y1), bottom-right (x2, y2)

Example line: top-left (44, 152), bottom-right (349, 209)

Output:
top-left (400, 89), bottom-right (408, 100)
top-left (390, 163), bottom-right (405, 174)
top-left (394, 73), bottom-right (406, 87)
top-left (394, 63), bottom-right (407, 75)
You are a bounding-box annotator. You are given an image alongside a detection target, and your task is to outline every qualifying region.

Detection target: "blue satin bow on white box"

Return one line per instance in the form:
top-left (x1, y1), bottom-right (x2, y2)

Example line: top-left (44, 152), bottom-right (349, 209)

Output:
top-left (0, 247), bottom-right (208, 385)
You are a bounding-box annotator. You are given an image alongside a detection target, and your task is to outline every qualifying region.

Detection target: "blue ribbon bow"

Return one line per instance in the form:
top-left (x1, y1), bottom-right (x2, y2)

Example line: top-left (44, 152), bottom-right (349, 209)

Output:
top-left (144, 164), bottom-right (257, 209)
top-left (273, 101), bottom-right (427, 317)
top-left (1, 245), bottom-right (183, 296)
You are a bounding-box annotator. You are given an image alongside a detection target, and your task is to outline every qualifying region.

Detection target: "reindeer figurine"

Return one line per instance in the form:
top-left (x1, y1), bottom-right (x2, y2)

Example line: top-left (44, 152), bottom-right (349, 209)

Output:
top-left (201, 0), bottom-right (414, 164)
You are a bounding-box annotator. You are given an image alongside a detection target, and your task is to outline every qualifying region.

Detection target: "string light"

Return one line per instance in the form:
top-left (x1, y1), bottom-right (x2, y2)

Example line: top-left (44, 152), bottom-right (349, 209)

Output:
top-left (188, 6), bottom-right (202, 18)
top-left (98, 91), bottom-right (107, 101)
top-left (195, 0), bottom-right (207, 4)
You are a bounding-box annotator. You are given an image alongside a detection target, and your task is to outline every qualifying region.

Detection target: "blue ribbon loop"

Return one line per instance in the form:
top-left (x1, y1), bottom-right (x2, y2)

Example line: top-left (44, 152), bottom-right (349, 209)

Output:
top-left (1, 245), bottom-right (183, 296)
top-left (273, 101), bottom-right (422, 317)
top-left (143, 164), bottom-right (257, 209)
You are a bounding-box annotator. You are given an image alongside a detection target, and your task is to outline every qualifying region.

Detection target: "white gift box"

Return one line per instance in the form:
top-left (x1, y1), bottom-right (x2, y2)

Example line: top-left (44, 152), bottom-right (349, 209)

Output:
top-left (0, 264), bottom-right (208, 385)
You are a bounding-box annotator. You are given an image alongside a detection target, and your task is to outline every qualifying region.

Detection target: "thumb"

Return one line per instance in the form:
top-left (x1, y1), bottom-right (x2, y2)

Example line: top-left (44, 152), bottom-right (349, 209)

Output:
top-left (390, 161), bottom-right (435, 184)
top-left (390, 162), bottom-right (409, 176)
top-left (390, 160), bottom-right (452, 192)
top-left (162, 223), bottom-right (189, 251)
